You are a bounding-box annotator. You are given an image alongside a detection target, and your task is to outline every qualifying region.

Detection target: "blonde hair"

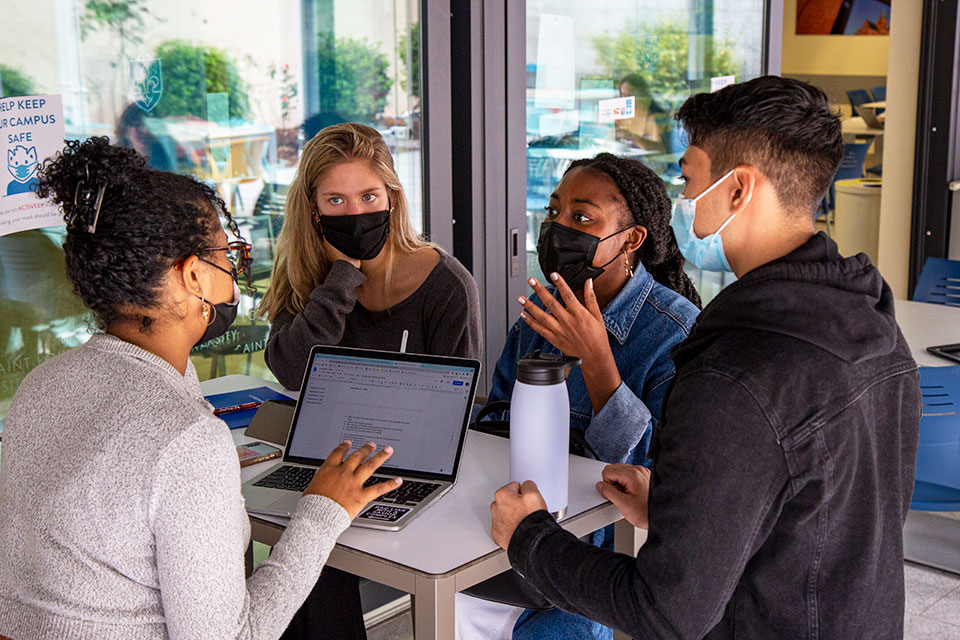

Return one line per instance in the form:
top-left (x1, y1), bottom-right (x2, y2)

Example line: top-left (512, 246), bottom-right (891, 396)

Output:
top-left (258, 123), bottom-right (435, 321)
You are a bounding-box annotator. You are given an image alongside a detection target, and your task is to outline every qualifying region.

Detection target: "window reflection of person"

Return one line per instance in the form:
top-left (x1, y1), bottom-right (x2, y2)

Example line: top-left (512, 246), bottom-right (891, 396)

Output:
top-left (616, 74), bottom-right (666, 152)
top-left (115, 103), bottom-right (176, 172)
top-left (0, 230), bottom-right (83, 393)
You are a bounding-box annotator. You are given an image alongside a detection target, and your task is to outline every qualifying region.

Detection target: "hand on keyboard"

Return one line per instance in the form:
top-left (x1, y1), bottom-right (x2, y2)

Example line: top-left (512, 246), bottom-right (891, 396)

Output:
top-left (304, 440), bottom-right (403, 519)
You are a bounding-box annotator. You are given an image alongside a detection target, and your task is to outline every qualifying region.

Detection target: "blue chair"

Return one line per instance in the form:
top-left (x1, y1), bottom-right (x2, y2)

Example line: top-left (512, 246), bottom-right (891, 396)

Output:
top-left (847, 89), bottom-right (873, 117)
top-left (870, 86), bottom-right (886, 116)
top-left (912, 366), bottom-right (960, 510)
top-left (913, 257), bottom-right (960, 307)
top-left (817, 142), bottom-right (872, 234)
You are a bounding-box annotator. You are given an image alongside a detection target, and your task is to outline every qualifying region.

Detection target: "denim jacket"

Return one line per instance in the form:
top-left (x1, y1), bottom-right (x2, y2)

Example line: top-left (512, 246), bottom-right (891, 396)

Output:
top-left (488, 264), bottom-right (699, 466)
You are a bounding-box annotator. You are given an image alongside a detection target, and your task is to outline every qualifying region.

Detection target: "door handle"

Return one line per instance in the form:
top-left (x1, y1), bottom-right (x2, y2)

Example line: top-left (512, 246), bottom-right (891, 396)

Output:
top-left (949, 181), bottom-right (960, 191)
top-left (510, 228), bottom-right (520, 277)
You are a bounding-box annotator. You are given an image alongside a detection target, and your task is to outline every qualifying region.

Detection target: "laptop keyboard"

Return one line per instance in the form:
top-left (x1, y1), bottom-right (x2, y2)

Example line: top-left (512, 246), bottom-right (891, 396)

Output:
top-left (362, 476), bottom-right (442, 506)
top-left (253, 467), bottom-right (442, 506)
top-left (252, 465), bottom-right (316, 492)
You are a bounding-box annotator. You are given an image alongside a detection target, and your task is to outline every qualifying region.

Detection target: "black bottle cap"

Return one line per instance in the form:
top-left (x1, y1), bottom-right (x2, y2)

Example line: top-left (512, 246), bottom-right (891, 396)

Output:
top-left (516, 350), bottom-right (582, 386)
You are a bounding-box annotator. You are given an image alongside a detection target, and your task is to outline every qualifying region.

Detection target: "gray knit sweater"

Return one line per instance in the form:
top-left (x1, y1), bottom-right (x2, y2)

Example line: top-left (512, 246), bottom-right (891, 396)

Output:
top-left (0, 333), bottom-right (351, 640)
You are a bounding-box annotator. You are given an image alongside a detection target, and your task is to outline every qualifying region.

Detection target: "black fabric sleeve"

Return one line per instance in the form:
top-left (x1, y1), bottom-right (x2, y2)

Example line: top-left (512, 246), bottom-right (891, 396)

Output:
top-left (263, 261), bottom-right (367, 389)
top-left (423, 255), bottom-right (483, 359)
top-left (507, 370), bottom-right (790, 639)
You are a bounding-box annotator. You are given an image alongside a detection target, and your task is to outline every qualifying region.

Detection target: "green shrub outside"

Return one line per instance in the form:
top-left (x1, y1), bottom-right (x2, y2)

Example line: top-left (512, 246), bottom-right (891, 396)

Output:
top-left (0, 65), bottom-right (36, 98)
top-left (152, 40), bottom-right (250, 121)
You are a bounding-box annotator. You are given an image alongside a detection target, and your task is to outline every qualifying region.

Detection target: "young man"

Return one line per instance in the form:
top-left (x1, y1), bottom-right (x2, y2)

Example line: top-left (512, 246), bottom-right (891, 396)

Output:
top-left (491, 76), bottom-right (921, 639)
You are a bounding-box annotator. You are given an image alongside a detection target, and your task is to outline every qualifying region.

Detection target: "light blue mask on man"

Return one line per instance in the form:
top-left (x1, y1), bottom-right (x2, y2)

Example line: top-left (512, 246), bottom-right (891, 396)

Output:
top-left (671, 168), bottom-right (745, 272)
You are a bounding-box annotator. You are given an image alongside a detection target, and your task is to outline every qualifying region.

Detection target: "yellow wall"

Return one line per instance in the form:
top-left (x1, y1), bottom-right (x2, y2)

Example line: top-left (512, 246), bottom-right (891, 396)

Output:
top-left (877, 2), bottom-right (923, 298)
top-left (782, 0), bottom-right (889, 76)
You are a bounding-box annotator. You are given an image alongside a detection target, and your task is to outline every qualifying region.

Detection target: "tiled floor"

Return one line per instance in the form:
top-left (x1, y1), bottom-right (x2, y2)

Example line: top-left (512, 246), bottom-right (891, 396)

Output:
top-left (905, 562), bottom-right (960, 639)
top-left (367, 611), bottom-right (413, 640)
top-left (365, 561), bottom-right (960, 640)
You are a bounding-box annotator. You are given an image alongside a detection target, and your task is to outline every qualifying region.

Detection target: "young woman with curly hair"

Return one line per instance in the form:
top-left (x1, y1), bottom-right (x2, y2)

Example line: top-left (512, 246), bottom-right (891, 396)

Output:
top-left (458, 153), bottom-right (701, 640)
top-left (0, 137), bottom-right (401, 640)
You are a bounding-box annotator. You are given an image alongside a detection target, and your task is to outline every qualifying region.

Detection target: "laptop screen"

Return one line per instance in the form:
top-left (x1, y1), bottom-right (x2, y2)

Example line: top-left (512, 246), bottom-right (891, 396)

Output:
top-left (285, 347), bottom-right (480, 480)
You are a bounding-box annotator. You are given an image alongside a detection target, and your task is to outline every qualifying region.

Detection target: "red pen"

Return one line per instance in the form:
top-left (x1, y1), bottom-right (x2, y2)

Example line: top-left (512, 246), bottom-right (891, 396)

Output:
top-left (214, 401), bottom-right (262, 416)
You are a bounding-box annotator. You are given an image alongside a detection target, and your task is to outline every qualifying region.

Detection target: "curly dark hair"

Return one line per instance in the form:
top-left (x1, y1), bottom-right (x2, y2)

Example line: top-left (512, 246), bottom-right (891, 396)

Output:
top-left (675, 76), bottom-right (843, 217)
top-left (565, 153), bottom-right (701, 309)
top-left (35, 136), bottom-right (248, 332)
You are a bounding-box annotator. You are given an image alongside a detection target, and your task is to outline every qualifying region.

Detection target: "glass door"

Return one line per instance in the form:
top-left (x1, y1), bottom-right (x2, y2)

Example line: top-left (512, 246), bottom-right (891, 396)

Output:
top-left (0, 0), bottom-right (423, 420)
top-left (524, 0), bottom-right (767, 303)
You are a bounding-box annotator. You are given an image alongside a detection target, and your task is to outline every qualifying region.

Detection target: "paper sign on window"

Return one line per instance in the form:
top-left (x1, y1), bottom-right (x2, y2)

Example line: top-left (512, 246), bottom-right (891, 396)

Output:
top-left (598, 96), bottom-right (636, 123)
top-left (0, 95), bottom-right (65, 237)
top-left (710, 75), bottom-right (736, 93)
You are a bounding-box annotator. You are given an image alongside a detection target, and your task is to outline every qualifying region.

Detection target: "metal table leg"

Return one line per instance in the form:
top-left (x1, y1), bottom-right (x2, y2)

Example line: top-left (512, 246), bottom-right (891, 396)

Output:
top-left (413, 574), bottom-right (456, 639)
top-left (612, 519), bottom-right (643, 640)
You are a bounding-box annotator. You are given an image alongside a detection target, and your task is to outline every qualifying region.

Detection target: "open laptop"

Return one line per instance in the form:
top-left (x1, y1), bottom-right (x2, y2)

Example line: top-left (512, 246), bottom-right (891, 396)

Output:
top-left (242, 345), bottom-right (480, 531)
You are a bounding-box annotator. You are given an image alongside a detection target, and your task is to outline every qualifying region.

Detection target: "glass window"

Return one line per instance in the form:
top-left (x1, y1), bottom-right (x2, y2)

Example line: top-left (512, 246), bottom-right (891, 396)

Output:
top-left (0, 0), bottom-right (422, 420)
top-left (525, 1), bottom-right (766, 303)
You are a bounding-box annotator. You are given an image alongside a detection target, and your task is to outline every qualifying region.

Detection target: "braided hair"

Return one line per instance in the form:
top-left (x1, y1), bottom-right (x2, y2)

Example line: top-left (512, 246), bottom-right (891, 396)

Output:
top-left (35, 136), bottom-right (248, 332)
top-left (566, 153), bottom-right (701, 309)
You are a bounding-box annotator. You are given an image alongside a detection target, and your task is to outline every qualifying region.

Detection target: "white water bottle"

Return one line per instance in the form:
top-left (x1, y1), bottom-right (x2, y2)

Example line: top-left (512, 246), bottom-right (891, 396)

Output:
top-left (509, 351), bottom-right (581, 519)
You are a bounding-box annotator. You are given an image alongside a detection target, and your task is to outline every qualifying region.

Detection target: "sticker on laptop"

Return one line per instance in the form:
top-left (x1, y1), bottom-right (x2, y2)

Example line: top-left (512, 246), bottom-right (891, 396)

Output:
top-left (361, 504), bottom-right (411, 522)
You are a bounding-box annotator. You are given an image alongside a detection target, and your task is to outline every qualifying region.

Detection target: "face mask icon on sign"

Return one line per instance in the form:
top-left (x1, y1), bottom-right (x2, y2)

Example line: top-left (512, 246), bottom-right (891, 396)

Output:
top-left (6, 145), bottom-right (40, 197)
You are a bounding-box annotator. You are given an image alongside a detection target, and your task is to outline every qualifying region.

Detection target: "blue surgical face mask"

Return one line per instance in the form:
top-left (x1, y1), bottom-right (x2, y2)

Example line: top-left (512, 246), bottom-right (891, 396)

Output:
top-left (11, 163), bottom-right (35, 182)
top-left (671, 169), bottom-right (745, 272)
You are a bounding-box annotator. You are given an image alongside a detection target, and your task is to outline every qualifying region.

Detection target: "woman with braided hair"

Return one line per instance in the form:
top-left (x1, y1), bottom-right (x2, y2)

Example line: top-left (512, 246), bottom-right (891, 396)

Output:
top-left (458, 153), bottom-right (700, 640)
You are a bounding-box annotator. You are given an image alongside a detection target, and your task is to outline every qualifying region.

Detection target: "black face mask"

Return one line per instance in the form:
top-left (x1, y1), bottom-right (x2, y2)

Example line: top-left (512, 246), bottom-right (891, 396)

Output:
top-left (537, 220), bottom-right (626, 291)
top-left (318, 209), bottom-right (390, 261)
top-left (196, 280), bottom-right (240, 347)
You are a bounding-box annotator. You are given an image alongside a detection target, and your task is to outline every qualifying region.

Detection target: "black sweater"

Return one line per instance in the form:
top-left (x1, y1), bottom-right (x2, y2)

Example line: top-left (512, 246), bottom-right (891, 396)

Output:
top-left (508, 233), bottom-right (921, 639)
top-left (264, 251), bottom-right (482, 390)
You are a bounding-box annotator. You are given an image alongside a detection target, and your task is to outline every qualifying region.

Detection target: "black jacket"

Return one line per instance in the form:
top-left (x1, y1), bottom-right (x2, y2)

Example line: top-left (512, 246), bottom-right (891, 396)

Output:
top-left (508, 233), bottom-right (921, 639)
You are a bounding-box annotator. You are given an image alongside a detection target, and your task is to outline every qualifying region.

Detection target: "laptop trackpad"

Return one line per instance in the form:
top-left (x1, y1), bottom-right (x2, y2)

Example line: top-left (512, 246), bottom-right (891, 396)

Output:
top-left (268, 494), bottom-right (300, 518)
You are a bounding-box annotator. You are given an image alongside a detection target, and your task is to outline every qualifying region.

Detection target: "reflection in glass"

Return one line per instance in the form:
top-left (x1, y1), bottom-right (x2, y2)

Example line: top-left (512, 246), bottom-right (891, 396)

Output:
top-left (525, 1), bottom-right (764, 302)
top-left (0, 0), bottom-right (423, 419)
top-left (0, 230), bottom-right (89, 418)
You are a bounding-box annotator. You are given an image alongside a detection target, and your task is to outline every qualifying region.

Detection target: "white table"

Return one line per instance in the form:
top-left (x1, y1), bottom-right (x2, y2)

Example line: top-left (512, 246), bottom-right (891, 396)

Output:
top-left (894, 299), bottom-right (960, 366)
top-left (841, 116), bottom-right (884, 138)
top-left (893, 299), bottom-right (960, 576)
top-left (205, 375), bottom-right (638, 639)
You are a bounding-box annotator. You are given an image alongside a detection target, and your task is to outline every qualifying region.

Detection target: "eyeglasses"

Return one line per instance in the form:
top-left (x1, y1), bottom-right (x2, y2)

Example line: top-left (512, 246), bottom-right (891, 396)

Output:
top-left (200, 241), bottom-right (252, 276)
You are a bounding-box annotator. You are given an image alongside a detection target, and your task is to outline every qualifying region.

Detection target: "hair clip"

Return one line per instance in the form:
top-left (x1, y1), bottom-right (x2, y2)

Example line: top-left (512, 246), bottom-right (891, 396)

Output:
top-left (67, 163), bottom-right (107, 233)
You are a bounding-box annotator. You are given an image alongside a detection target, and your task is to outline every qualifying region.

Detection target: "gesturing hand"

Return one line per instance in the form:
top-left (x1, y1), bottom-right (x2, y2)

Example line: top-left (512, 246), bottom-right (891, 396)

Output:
top-left (518, 274), bottom-right (610, 364)
top-left (304, 440), bottom-right (402, 520)
top-left (322, 238), bottom-right (361, 269)
top-left (490, 480), bottom-right (549, 551)
top-left (595, 463), bottom-right (651, 530)
top-left (519, 273), bottom-right (622, 414)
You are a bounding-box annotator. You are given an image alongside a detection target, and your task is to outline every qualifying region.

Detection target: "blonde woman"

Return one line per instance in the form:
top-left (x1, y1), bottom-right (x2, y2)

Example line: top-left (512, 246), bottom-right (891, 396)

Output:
top-left (258, 123), bottom-right (481, 640)
top-left (259, 123), bottom-right (481, 391)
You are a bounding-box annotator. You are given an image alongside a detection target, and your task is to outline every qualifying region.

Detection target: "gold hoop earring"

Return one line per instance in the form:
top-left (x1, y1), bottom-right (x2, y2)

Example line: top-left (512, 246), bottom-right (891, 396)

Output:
top-left (198, 292), bottom-right (217, 326)
top-left (624, 254), bottom-right (635, 278)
